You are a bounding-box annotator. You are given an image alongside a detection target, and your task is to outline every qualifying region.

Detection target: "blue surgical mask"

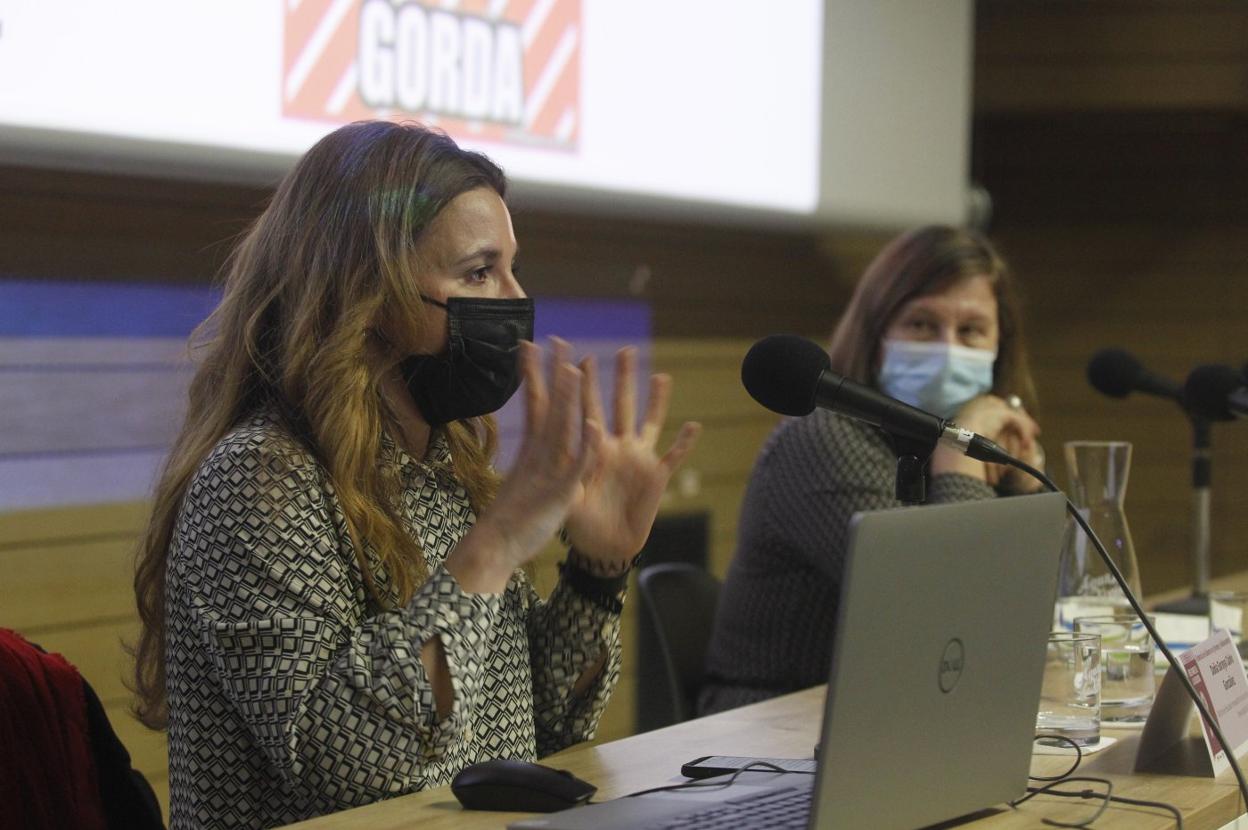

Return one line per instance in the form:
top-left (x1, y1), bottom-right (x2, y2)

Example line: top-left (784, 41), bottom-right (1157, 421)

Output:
top-left (877, 340), bottom-right (996, 420)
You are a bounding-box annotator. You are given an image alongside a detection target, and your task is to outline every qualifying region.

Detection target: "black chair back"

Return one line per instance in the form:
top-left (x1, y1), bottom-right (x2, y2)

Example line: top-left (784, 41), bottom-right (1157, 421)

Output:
top-left (637, 563), bottom-right (721, 724)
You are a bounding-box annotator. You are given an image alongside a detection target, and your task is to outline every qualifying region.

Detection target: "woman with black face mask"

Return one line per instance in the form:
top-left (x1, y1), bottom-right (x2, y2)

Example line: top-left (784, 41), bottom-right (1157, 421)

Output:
top-left (132, 121), bottom-right (701, 830)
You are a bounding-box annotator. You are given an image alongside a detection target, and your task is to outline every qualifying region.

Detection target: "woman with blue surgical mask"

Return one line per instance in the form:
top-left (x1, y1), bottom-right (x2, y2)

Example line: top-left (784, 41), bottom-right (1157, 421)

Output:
top-left (874, 265), bottom-right (1042, 489)
top-left (701, 226), bottom-right (1043, 716)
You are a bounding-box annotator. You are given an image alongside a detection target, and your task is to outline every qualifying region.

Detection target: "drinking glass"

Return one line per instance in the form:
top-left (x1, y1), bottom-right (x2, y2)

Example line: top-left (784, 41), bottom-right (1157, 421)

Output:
top-left (1036, 631), bottom-right (1101, 746)
top-left (1074, 613), bottom-right (1155, 724)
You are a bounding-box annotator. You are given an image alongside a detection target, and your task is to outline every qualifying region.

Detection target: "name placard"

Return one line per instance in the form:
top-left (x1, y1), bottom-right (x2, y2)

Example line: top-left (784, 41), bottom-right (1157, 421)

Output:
top-left (1180, 628), bottom-right (1248, 775)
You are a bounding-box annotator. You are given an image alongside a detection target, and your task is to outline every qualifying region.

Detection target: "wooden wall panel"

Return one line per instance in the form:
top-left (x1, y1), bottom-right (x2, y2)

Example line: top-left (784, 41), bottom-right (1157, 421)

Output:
top-left (28, 621), bottom-right (140, 704)
top-left (978, 64), bottom-right (1248, 113)
top-left (0, 166), bottom-right (263, 282)
top-left (973, 115), bottom-right (1248, 225)
top-left (0, 164), bottom-right (851, 340)
top-left (989, 220), bottom-right (1248, 595)
top-left (2, 538), bottom-right (138, 631)
top-left (976, 1), bottom-right (1248, 113)
top-left (0, 500), bottom-right (148, 541)
top-left (975, 0), bottom-right (1248, 598)
top-left (978, 4), bottom-right (1248, 60)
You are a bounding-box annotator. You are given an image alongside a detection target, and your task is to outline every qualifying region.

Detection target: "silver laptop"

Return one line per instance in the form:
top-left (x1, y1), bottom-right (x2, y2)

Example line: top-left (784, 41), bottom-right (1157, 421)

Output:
top-left (512, 492), bottom-right (1067, 830)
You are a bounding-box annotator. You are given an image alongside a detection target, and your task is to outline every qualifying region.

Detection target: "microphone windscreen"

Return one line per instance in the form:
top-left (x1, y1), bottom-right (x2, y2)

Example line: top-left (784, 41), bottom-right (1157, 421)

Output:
top-left (1087, 348), bottom-right (1143, 398)
top-left (1183, 364), bottom-right (1242, 422)
top-left (742, 335), bottom-right (831, 417)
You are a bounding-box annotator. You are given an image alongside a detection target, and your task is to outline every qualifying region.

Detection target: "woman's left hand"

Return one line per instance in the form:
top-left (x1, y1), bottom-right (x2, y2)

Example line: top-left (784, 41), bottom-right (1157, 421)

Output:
top-left (562, 347), bottom-right (701, 569)
top-left (990, 405), bottom-right (1046, 494)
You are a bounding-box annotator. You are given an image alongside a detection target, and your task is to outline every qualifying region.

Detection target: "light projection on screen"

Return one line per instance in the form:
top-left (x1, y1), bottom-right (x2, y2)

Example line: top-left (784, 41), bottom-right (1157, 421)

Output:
top-left (283, 0), bottom-right (581, 151)
top-left (0, 1), bottom-right (824, 214)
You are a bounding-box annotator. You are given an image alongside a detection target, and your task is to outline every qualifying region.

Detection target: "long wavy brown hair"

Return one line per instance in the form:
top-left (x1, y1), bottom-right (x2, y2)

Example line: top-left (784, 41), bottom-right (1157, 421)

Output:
top-left (827, 225), bottom-right (1038, 409)
top-left (132, 121), bottom-right (506, 730)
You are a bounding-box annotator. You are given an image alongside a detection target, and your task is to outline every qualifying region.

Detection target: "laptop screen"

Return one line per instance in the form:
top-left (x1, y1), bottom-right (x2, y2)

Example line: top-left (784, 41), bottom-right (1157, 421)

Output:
top-left (810, 492), bottom-right (1067, 829)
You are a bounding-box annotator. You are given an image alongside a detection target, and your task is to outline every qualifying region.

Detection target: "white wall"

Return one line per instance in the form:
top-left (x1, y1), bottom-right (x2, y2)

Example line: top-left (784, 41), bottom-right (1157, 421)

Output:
top-left (818, 0), bottom-right (974, 229)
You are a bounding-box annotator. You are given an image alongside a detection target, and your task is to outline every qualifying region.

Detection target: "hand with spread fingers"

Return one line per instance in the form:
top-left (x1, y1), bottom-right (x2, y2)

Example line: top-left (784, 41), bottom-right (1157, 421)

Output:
top-left (562, 345), bottom-right (702, 570)
top-left (455, 338), bottom-right (700, 592)
top-left (465, 338), bottom-right (602, 581)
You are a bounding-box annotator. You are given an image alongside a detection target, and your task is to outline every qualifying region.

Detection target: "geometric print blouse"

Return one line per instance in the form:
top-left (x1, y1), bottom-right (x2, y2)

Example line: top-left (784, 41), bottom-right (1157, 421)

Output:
top-left (164, 412), bottom-right (622, 829)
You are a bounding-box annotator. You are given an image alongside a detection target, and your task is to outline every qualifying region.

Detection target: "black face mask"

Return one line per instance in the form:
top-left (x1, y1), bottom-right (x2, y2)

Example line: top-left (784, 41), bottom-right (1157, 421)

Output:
top-left (399, 295), bottom-right (535, 425)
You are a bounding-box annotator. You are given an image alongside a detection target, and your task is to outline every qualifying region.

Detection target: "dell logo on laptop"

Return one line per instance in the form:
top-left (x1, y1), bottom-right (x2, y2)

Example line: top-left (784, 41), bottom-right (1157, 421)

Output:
top-left (938, 638), bottom-right (964, 693)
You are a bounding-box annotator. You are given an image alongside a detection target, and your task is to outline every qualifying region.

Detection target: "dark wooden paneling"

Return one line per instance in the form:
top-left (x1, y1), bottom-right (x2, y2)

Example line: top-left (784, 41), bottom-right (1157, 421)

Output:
top-left (974, 0), bottom-right (1248, 594)
top-left (978, 4), bottom-right (1248, 61)
top-left (985, 218), bottom-right (1248, 593)
top-left (973, 113), bottom-right (1248, 224)
top-left (511, 209), bottom-right (851, 337)
top-left (0, 166), bottom-right (266, 281)
top-left (976, 1), bottom-right (1248, 113)
top-left (0, 165), bottom-right (852, 339)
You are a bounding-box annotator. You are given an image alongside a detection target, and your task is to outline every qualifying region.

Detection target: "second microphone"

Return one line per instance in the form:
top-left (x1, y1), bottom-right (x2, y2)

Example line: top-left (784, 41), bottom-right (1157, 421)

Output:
top-left (741, 334), bottom-right (1013, 464)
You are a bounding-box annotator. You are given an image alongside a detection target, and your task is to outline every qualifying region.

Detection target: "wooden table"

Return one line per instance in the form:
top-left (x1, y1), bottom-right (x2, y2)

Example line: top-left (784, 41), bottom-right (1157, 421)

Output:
top-left (279, 685), bottom-right (1245, 830)
top-left (1148, 571), bottom-right (1248, 613)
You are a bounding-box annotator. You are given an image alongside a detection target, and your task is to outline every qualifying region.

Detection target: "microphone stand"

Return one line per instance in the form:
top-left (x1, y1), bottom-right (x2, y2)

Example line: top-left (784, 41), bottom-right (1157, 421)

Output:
top-left (1155, 415), bottom-right (1213, 615)
top-left (889, 435), bottom-right (936, 505)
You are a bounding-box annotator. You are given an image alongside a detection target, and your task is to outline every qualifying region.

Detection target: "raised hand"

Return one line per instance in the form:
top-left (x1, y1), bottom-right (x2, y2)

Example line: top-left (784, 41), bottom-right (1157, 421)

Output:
top-left (446, 338), bottom-right (601, 593)
top-left (447, 340), bottom-right (700, 593)
top-left (562, 346), bottom-right (701, 569)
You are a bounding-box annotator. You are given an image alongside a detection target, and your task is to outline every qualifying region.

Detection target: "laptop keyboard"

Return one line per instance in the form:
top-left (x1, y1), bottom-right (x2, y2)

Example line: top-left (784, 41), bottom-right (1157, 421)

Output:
top-left (638, 785), bottom-right (811, 830)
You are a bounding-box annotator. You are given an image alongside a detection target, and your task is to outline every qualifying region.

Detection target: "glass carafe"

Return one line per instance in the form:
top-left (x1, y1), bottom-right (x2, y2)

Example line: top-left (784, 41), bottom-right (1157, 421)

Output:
top-left (1055, 441), bottom-right (1142, 629)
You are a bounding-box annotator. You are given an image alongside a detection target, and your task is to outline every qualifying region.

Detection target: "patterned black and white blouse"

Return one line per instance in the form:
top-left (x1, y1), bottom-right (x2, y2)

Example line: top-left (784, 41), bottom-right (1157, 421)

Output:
top-left (165, 412), bottom-right (622, 829)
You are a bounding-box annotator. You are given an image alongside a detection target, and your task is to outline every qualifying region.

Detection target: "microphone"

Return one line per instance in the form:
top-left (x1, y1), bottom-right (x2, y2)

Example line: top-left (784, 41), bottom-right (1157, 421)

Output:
top-left (741, 334), bottom-right (1011, 464)
top-left (1086, 348), bottom-right (1183, 402)
top-left (1183, 364), bottom-right (1248, 421)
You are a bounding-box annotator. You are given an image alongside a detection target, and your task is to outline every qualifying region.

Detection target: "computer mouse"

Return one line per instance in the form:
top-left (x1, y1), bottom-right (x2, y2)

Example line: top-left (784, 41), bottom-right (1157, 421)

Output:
top-left (451, 758), bottom-right (597, 813)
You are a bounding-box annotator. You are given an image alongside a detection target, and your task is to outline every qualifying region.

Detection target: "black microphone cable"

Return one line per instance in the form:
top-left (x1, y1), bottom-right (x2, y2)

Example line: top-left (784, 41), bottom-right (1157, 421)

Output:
top-left (1004, 453), bottom-right (1248, 811)
top-left (1014, 735), bottom-right (1185, 827)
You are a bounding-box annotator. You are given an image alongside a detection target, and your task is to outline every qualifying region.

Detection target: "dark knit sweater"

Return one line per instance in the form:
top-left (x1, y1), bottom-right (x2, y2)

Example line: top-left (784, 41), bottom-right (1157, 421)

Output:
top-left (698, 411), bottom-right (996, 715)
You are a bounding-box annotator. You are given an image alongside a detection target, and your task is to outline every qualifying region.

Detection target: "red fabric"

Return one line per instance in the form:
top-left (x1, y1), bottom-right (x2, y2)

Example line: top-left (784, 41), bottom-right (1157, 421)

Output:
top-left (0, 628), bottom-right (108, 830)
